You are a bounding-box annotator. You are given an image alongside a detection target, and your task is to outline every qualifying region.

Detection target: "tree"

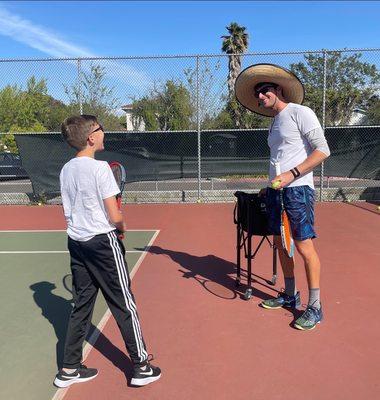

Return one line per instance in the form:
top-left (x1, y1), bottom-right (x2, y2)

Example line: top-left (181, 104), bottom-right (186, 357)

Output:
top-left (290, 52), bottom-right (380, 126)
top-left (0, 122), bottom-right (46, 153)
top-left (24, 76), bottom-right (50, 127)
top-left (364, 95), bottom-right (380, 125)
top-left (0, 78), bottom-right (49, 152)
top-left (0, 76), bottom-right (76, 152)
top-left (202, 101), bottom-right (270, 130)
top-left (131, 80), bottom-right (192, 131)
top-left (45, 97), bottom-right (74, 131)
top-left (184, 59), bottom-right (221, 129)
top-left (221, 22), bottom-right (249, 96)
top-left (0, 77), bottom-right (71, 133)
top-left (221, 22), bottom-right (249, 128)
top-left (65, 63), bottom-right (124, 130)
top-left (0, 85), bottom-right (24, 132)
top-left (184, 59), bottom-right (220, 129)
top-left (132, 96), bottom-right (160, 131)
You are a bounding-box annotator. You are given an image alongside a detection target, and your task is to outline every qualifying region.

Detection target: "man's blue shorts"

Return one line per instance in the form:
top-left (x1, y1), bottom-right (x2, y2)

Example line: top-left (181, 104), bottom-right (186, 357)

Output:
top-left (266, 185), bottom-right (316, 241)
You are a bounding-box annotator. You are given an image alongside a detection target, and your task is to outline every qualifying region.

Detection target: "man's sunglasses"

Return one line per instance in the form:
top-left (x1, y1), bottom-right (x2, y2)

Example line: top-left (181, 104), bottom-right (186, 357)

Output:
top-left (90, 124), bottom-right (104, 134)
top-left (254, 86), bottom-right (276, 98)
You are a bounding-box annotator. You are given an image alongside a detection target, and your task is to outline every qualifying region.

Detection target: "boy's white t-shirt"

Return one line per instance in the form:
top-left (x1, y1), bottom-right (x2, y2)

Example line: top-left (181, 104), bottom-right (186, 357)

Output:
top-left (60, 157), bottom-right (120, 241)
top-left (268, 103), bottom-right (322, 189)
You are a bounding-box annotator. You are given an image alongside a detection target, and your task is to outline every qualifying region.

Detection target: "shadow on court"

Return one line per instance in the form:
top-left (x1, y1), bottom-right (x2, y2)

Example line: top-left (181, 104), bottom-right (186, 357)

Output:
top-left (29, 281), bottom-right (134, 379)
top-left (143, 245), bottom-right (277, 301)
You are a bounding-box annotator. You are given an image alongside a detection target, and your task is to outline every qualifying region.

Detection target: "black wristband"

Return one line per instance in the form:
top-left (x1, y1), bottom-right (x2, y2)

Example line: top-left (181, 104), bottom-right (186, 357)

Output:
top-left (290, 169), bottom-right (297, 178)
top-left (294, 167), bottom-right (301, 177)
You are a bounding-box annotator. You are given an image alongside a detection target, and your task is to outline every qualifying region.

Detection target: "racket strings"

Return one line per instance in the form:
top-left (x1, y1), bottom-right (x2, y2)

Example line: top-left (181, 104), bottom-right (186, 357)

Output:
top-left (111, 166), bottom-right (123, 189)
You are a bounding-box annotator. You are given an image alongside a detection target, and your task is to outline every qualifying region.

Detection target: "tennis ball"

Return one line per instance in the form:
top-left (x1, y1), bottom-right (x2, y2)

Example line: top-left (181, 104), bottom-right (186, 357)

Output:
top-left (271, 180), bottom-right (281, 189)
top-left (377, 205), bottom-right (380, 211)
top-left (38, 202), bottom-right (42, 206)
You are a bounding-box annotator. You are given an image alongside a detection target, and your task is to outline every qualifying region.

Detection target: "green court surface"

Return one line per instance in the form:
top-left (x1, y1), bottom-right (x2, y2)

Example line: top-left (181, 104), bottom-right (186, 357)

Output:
top-left (0, 230), bottom-right (158, 400)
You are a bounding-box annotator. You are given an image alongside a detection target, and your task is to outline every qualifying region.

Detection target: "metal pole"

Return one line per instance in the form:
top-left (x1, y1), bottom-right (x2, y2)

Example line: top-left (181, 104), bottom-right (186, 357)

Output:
top-left (320, 50), bottom-right (327, 202)
top-left (196, 56), bottom-right (201, 201)
top-left (77, 58), bottom-right (83, 115)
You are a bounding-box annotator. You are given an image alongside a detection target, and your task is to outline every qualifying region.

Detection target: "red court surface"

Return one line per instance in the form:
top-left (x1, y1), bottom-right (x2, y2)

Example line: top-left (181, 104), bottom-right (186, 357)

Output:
top-left (2, 202), bottom-right (380, 400)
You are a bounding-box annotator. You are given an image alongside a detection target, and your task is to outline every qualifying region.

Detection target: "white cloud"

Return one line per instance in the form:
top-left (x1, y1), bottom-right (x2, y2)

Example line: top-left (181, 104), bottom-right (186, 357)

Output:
top-left (0, 6), bottom-right (93, 57)
top-left (0, 4), bottom-right (152, 90)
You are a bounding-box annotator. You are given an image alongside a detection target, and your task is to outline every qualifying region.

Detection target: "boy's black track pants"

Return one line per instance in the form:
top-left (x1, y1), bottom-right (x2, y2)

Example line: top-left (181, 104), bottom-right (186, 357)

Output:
top-left (62, 230), bottom-right (148, 368)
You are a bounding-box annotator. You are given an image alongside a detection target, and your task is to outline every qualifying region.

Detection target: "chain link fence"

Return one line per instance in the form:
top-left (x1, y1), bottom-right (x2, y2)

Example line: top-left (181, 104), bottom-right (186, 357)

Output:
top-left (0, 48), bottom-right (379, 204)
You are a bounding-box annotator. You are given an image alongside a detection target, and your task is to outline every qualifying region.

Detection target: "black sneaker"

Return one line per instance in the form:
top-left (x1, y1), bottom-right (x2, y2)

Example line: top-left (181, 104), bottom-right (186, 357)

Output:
top-left (131, 355), bottom-right (161, 386)
top-left (53, 364), bottom-right (98, 388)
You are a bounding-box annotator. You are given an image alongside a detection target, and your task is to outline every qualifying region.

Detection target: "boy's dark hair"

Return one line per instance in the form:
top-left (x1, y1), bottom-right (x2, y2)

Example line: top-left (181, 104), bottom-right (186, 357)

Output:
top-left (61, 115), bottom-right (98, 150)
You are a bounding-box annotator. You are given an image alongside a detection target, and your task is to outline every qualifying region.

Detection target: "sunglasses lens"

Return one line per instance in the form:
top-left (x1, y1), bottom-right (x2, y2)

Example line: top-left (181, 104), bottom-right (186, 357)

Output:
top-left (255, 86), bottom-right (274, 98)
top-left (90, 124), bottom-right (104, 135)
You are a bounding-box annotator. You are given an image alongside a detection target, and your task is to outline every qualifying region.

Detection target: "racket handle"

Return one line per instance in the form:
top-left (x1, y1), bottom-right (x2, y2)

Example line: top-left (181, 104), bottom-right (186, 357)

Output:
top-left (274, 162), bottom-right (281, 176)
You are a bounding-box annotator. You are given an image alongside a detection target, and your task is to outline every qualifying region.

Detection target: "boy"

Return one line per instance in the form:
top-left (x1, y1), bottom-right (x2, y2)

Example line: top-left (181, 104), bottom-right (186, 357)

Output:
top-left (54, 115), bottom-right (161, 387)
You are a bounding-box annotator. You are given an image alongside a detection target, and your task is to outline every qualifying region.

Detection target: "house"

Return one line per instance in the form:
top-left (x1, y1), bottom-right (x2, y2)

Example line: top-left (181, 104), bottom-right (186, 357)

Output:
top-left (121, 104), bottom-right (145, 131)
top-left (348, 108), bottom-right (367, 126)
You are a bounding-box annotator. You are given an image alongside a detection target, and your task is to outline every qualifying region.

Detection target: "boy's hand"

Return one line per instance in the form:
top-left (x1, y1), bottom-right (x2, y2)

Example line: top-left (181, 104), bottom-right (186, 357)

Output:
top-left (120, 220), bottom-right (127, 232)
top-left (104, 196), bottom-right (127, 234)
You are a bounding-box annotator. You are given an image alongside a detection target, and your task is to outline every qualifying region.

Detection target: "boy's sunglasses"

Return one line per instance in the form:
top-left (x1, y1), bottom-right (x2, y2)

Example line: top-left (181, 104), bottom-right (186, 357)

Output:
top-left (254, 86), bottom-right (276, 98)
top-left (90, 124), bottom-right (104, 134)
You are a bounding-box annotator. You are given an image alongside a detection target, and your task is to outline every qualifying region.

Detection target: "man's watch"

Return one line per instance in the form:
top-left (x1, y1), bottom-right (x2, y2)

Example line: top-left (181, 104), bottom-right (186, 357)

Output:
top-left (290, 167), bottom-right (301, 178)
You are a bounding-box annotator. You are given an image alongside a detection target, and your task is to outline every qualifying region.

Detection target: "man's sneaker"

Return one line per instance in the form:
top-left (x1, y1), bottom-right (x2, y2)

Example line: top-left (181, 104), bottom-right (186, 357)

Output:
top-left (294, 305), bottom-right (323, 331)
top-left (261, 291), bottom-right (301, 310)
top-left (131, 356), bottom-right (161, 386)
top-left (53, 364), bottom-right (98, 388)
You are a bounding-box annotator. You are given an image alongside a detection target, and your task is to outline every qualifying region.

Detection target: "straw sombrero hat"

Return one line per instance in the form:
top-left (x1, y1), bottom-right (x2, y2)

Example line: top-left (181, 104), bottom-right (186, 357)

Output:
top-left (235, 63), bottom-right (305, 117)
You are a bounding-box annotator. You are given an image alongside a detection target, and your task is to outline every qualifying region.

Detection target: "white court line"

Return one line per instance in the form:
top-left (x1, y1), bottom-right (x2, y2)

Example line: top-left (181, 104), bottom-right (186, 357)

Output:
top-left (0, 250), bottom-right (144, 254)
top-left (51, 229), bottom-right (160, 400)
top-left (130, 229), bottom-right (160, 279)
top-left (0, 229), bottom-right (159, 232)
top-left (0, 230), bottom-right (67, 233)
top-left (0, 251), bottom-right (69, 254)
top-left (0, 181), bottom-right (31, 185)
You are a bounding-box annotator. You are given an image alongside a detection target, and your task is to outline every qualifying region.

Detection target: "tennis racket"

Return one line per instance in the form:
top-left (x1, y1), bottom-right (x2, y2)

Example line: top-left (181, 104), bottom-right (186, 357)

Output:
top-left (109, 161), bottom-right (127, 239)
top-left (275, 162), bottom-right (294, 258)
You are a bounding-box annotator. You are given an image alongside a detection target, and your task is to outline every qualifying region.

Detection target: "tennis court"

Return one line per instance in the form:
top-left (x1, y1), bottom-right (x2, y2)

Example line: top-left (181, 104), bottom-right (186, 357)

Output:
top-left (1, 202), bottom-right (379, 400)
top-left (0, 222), bottom-right (159, 400)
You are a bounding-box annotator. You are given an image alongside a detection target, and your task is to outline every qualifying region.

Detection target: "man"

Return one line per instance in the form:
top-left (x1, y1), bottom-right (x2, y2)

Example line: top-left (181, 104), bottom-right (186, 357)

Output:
top-left (235, 64), bottom-right (330, 331)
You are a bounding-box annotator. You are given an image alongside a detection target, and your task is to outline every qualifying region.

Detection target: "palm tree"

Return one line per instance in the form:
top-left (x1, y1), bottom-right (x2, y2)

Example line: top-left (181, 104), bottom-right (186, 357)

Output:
top-left (221, 22), bottom-right (249, 96)
top-left (221, 22), bottom-right (249, 127)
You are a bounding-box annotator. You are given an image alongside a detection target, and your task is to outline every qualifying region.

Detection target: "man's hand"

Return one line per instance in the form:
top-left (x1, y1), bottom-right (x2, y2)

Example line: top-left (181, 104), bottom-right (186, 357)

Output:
top-left (271, 171), bottom-right (294, 189)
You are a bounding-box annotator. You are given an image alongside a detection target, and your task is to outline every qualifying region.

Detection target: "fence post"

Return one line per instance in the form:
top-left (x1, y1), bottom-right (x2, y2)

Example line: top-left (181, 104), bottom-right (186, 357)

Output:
top-left (77, 58), bottom-right (83, 115)
top-left (320, 50), bottom-right (328, 202)
top-left (196, 55), bottom-right (202, 201)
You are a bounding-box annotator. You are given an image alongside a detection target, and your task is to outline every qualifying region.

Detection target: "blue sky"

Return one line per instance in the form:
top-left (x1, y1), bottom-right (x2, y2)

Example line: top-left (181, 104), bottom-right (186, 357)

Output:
top-left (0, 1), bottom-right (379, 59)
top-left (0, 1), bottom-right (379, 110)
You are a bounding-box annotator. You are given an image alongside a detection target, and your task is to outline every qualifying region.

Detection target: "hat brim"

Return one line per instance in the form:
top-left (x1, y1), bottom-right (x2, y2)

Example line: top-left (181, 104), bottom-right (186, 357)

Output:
top-left (235, 63), bottom-right (305, 117)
